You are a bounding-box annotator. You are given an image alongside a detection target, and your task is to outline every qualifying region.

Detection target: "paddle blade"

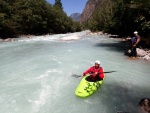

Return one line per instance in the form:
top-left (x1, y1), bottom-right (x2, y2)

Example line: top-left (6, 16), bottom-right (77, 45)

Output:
top-left (72, 74), bottom-right (81, 78)
top-left (103, 71), bottom-right (117, 73)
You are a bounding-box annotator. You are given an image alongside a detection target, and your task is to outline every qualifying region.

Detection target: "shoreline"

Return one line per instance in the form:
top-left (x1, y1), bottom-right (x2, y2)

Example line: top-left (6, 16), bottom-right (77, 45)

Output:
top-left (86, 31), bottom-right (150, 61)
top-left (0, 38), bottom-right (16, 43)
top-left (1, 31), bottom-right (150, 61)
top-left (0, 31), bottom-right (84, 43)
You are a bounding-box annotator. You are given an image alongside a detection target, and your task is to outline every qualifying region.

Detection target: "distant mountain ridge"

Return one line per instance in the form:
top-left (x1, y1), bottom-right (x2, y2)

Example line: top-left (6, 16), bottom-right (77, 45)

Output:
top-left (70, 13), bottom-right (81, 21)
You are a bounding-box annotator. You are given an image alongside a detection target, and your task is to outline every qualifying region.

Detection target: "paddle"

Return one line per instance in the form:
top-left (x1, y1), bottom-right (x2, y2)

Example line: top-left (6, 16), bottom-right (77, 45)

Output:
top-left (72, 71), bottom-right (117, 78)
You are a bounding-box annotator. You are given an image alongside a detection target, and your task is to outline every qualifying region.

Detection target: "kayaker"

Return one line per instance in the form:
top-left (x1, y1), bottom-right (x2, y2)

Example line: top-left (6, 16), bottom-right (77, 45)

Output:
top-left (81, 60), bottom-right (104, 82)
top-left (131, 31), bottom-right (141, 57)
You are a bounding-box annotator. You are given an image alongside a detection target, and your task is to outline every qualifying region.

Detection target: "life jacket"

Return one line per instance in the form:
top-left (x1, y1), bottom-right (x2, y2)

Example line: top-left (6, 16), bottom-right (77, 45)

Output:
top-left (90, 66), bottom-right (102, 78)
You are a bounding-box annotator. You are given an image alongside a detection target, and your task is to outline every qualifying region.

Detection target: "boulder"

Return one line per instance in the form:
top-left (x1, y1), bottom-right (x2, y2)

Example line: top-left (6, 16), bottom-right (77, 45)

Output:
top-left (97, 32), bottom-right (103, 35)
top-left (4, 38), bottom-right (11, 42)
top-left (11, 38), bottom-right (16, 41)
top-left (136, 48), bottom-right (148, 57)
top-left (139, 98), bottom-right (150, 113)
top-left (143, 55), bottom-right (150, 60)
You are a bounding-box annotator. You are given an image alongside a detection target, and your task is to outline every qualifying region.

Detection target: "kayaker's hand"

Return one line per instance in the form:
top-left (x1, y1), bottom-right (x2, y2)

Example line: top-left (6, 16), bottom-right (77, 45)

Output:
top-left (95, 72), bottom-right (98, 75)
top-left (81, 74), bottom-right (84, 76)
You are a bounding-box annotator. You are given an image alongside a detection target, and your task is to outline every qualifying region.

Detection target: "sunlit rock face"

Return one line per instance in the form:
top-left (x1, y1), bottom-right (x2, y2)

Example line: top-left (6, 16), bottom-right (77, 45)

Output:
top-left (80, 0), bottom-right (98, 23)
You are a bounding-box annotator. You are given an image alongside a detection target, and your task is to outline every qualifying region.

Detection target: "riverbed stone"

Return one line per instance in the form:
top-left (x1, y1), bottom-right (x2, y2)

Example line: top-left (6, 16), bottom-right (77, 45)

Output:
top-left (4, 38), bottom-right (11, 42)
top-left (143, 55), bottom-right (150, 60)
top-left (136, 48), bottom-right (148, 57)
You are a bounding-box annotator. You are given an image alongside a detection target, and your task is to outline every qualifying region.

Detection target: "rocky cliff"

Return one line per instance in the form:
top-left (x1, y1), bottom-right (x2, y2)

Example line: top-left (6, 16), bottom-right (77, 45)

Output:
top-left (80, 0), bottom-right (99, 23)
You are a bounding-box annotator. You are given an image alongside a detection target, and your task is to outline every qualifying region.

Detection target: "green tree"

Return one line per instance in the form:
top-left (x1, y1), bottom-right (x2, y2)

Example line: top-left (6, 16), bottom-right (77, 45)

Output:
top-left (54, 0), bottom-right (63, 10)
top-left (85, 0), bottom-right (113, 32)
top-left (0, 0), bottom-right (82, 38)
top-left (85, 0), bottom-right (150, 38)
top-left (111, 0), bottom-right (150, 37)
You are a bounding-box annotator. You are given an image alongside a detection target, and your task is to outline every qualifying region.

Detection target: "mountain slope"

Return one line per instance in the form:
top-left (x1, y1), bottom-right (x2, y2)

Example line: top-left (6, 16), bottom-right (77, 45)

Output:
top-left (70, 13), bottom-right (81, 21)
top-left (80, 0), bottom-right (99, 23)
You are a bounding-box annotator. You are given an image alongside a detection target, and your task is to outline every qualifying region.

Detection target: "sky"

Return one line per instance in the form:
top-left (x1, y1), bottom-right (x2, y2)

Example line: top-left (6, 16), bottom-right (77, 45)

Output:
top-left (46, 0), bottom-right (88, 16)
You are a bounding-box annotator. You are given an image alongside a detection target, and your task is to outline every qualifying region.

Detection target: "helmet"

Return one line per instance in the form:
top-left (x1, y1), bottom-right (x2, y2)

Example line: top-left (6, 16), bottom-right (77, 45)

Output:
top-left (95, 60), bottom-right (100, 65)
top-left (134, 31), bottom-right (138, 34)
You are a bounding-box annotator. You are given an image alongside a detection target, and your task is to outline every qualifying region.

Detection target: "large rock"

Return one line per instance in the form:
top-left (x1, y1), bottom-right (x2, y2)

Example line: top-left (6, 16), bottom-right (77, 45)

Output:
top-left (0, 38), bottom-right (16, 43)
top-left (11, 38), bottom-right (16, 42)
top-left (139, 98), bottom-right (150, 113)
top-left (4, 38), bottom-right (11, 42)
top-left (143, 55), bottom-right (150, 60)
top-left (136, 48), bottom-right (148, 57)
top-left (136, 48), bottom-right (150, 61)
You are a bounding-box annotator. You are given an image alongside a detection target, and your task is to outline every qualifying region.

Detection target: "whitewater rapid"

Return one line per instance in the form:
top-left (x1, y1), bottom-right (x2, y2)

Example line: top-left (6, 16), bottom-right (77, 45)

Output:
top-left (0, 31), bottom-right (149, 113)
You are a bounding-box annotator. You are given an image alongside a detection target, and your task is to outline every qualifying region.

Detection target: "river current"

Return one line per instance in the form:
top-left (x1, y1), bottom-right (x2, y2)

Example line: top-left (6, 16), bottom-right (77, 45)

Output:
top-left (0, 31), bottom-right (149, 113)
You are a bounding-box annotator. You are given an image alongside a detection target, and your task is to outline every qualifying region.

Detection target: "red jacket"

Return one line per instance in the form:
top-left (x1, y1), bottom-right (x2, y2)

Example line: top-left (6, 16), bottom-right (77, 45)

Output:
top-left (83, 66), bottom-right (104, 79)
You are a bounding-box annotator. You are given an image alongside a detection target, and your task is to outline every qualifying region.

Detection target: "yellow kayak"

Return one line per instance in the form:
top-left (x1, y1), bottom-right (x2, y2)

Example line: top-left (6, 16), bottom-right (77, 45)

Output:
top-left (75, 73), bottom-right (105, 97)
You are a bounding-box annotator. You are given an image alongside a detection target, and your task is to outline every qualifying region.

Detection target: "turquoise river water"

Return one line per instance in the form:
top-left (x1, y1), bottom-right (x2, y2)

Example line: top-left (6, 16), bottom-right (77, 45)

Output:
top-left (0, 31), bottom-right (150, 113)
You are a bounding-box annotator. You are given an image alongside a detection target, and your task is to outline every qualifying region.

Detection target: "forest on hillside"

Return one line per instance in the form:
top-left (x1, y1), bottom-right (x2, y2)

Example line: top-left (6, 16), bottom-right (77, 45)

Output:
top-left (84, 0), bottom-right (150, 38)
top-left (0, 0), bottom-right (82, 38)
top-left (0, 0), bottom-right (149, 39)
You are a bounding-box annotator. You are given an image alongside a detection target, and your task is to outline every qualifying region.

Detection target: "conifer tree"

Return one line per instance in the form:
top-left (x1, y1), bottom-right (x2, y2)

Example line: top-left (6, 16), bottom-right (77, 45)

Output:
top-left (54, 0), bottom-right (63, 10)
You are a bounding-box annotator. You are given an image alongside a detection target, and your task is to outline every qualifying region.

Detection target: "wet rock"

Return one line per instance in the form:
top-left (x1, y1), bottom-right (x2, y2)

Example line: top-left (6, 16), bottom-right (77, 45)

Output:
top-left (136, 48), bottom-right (150, 61)
top-left (11, 38), bottom-right (16, 42)
top-left (4, 38), bottom-right (11, 42)
top-left (143, 55), bottom-right (150, 60)
top-left (139, 98), bottom-right (150, 113)
top-left (97, 32), bottom-right (103, 35)
top-left (136, 48), bottom-right (148, 57)
top-left (0, 38), bottom-right (16, 43)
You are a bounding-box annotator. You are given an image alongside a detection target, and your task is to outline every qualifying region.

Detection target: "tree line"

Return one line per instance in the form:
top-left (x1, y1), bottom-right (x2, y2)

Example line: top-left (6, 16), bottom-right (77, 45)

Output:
top-left (0, 0), bottom-right (82, 38)
top-left (84, 0), bottom-right (150, 38)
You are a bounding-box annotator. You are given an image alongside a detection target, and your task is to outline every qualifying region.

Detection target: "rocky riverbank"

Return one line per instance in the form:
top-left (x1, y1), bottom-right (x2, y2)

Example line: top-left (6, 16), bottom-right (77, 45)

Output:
top-left (124, 37), bottom-right (150, 61)
top-left (86, 31), bottom-right (150, 61)
top-left (0, 38), bottom-right (16, 43)
top-left (136, 48), bottom-right (150, 61)
top-left (1, 31), bottom-right (150, 62)
top-left (85, 31), bottom-right (119, 38)
top-left (0, 34), bottom-right (48, 43)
